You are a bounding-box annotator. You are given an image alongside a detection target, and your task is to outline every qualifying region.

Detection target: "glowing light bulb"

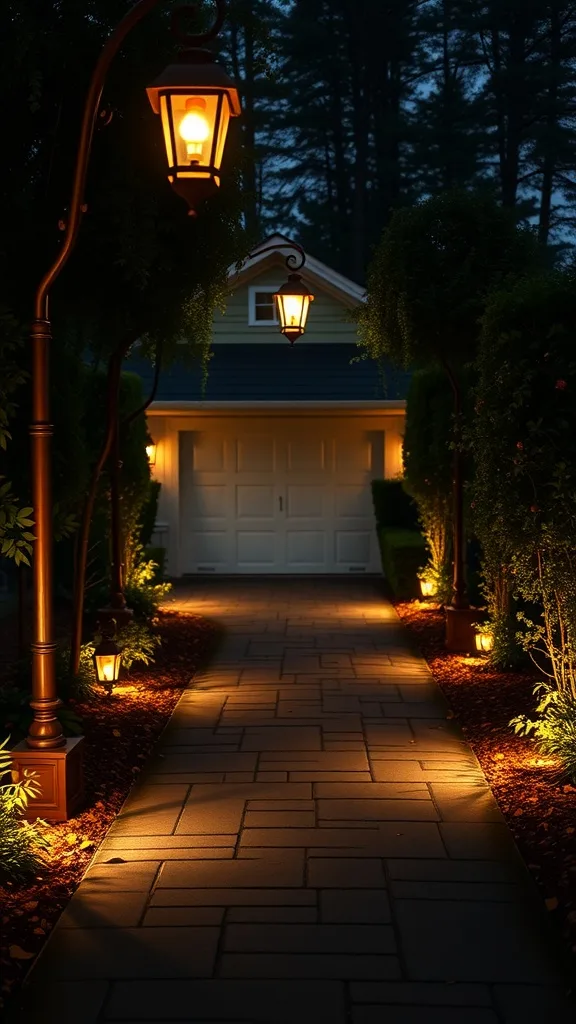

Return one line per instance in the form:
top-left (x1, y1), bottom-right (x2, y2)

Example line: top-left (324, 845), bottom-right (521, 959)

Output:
top-left (283, 295), bottom-right (304, 326)
top-left (179, 110), bottom-right (210, 159)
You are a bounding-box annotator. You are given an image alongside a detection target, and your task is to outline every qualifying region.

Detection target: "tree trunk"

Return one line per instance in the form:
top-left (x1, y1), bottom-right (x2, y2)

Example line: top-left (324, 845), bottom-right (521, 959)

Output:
top-left (538, 5), bottom-right (561, 245)
top-left (444, 361), bottom-right (468, 609)
top-left (69, 333), bottom-right (136, 677)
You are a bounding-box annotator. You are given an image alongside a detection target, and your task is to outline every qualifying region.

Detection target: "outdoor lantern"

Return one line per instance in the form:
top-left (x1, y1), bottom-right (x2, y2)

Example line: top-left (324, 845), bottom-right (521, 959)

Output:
top-left (274, 274), bottom-right (314, 344)
top-left (93, 631), bottom-right (122, 692)
top-left (475, 631), bottom-right (494, 654)
top-left (146, 442), bottom-right (157, 467)
top-left (146, 48), bottom-right (241, 210)
top-left (420, 579), bottom-right (436, 599)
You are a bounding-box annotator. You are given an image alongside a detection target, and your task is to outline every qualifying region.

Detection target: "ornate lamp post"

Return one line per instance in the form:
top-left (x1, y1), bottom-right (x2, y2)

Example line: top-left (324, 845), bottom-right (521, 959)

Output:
top-left (247, 242), bottom-right (315, 343)
top-left (11, 0), bottom-right (239, 822)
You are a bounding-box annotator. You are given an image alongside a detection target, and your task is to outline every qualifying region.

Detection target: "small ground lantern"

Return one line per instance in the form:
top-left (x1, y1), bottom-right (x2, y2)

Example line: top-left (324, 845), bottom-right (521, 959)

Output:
top-left (93, 626), bottom-right (122, 693)
top-left (420, 579), bottom-right (436, 599)
top-left (274, 273), bottom-right (314, 344)
top-left (147, 43), bottom-right (241, 210)
top-left (475, 630), bottom-right (494, 654)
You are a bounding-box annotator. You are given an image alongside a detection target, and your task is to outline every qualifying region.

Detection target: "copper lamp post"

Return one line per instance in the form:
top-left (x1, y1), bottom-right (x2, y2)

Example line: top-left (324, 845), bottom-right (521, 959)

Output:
top-left (11, 0), bottom-right (240, 821)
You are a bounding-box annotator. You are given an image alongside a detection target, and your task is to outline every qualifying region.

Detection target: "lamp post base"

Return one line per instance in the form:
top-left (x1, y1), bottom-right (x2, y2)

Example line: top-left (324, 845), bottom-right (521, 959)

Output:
top-left (445, 606), bottom-right (487, 653)
top-left (10, 736), bottom-right (85, 822)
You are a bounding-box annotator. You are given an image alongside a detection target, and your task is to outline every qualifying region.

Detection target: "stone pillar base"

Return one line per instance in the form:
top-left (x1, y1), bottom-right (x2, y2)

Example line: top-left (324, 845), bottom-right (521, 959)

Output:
top-left (10, 736), bottom-right (85, 822)
top-left (445, 606), bottom-right (487, 653)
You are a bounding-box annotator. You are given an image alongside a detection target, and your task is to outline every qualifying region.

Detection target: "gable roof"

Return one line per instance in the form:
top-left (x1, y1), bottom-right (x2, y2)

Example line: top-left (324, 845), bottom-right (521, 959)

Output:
top-left (227, 233), bottom-right (366, 307)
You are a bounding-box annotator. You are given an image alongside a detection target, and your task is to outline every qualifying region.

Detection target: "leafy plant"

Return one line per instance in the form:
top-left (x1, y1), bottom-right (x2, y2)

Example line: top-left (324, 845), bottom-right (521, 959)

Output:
top-left (124, 543), bottom-right (171, 621)
top-left (0, 735), bottom-right (50, 882)
top-left (84, 620), bottom-right (161, 678)
top-left (510, 683), bottom-right (576, 783)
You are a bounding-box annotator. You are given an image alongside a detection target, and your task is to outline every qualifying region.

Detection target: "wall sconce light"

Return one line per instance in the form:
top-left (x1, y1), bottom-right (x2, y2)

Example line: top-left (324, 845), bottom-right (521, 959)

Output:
top-left (146, 443), bottom-right (157, 467)
top-left (475, 631), bottom-right (493, 654)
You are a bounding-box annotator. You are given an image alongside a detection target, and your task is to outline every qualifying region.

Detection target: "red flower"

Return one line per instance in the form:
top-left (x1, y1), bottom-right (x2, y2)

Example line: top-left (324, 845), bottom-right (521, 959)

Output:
top-left (516, 441), bottom-right (523, 450)
top-left (530, 505), bottom-right (539, 513)
top-left (470, 501), bottom-right (476, 509)
top-left (555, 379), bottom-right (567, 390)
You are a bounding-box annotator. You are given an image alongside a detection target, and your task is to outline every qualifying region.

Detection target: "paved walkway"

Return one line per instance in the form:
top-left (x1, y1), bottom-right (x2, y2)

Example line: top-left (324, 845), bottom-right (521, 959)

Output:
top-left (10, 579), bottom-right (575, 1024)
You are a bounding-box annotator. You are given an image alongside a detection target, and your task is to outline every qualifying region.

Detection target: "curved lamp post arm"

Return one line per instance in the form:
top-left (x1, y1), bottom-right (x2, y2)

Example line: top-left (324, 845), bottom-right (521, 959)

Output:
top-left (35, 0), bottom-right (227, 320)
top-left (35, 0), bottom-right (161, 320)
top-left (246, 241), bottom-right (307, 273)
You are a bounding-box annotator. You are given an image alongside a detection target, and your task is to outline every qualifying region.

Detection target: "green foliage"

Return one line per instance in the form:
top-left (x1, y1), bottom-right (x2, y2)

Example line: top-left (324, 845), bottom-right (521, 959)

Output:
top-left (402, 368), bottom-right (455, 605)
top-left (124, 544), bottom-right (172, 622)
top-left (370, 480), bottom-right (420, 531)
top-left (357, 189), bottom-right (538, 372)
top-left (510, 683), bottom-right (576, 783)
top-left (85, 620), bottom-right (161, 677)
top-left (469, 269), bottom-right (576, 669)
top-left (377, 527), bottom-right (428, 601)
top-left (144, 546), bottom-right (166, 581)
top-left (0, 310), bottom-right (34, 567)
top-left (0, 736), bottom-right (49, 883)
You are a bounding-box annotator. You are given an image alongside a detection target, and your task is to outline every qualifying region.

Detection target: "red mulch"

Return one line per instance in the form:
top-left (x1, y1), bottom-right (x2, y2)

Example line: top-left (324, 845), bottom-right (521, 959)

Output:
top-left (395, 599), bottom-right (576, 963)
top-left (0, 609), bottom-right (220, 1015)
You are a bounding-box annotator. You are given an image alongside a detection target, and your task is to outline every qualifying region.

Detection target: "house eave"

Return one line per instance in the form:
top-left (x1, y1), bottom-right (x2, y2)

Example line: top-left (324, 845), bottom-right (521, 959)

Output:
top-left (147, 400), bottom-right (406, 415)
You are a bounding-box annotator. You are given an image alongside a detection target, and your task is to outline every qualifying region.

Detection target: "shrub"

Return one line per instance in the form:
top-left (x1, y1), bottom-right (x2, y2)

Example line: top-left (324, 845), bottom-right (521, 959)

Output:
top-left (0, 736), bottom-right (50, 882)
top-left (124, 543), bottom-right (171, 621)
top-left (84, 620), bottom-right (161, 678)
top-left (371, 480), bottom-right (420, 530)
top-left (377, 527), bottom-right (427, 600)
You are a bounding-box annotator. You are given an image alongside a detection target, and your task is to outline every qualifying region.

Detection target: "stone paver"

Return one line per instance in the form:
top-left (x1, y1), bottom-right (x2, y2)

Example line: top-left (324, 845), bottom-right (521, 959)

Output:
top-left (8, 578), bottom-right (576, 1023)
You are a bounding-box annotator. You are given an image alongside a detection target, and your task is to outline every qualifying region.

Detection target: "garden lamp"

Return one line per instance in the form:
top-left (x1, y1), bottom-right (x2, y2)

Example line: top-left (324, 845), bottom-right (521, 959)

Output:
top-left (246, 240), bottom-right (315, 344)
top-left (420, 579), bottom-right (435, 599)
top-left (93, 623), bottom-right (123, 693)
top-left (475, 631), bottom-right (493, 654)
top-left (146, 441), bottom-right (157, 467)
top-left (146, 7), bottom-right (241, 210)
top-left (274, 274), bottom-right (314, 344)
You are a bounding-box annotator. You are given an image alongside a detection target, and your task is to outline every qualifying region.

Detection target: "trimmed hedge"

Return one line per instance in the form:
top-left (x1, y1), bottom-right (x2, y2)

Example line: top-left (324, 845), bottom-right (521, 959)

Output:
top-left (371, 479), bottom-right (420, 531)
top-left (377, 528), bottom-right (427, 600)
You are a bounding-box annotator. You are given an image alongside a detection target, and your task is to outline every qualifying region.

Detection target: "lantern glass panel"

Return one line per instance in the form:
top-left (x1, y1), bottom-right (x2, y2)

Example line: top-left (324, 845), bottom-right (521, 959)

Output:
top-left (161, 92), bottom-right (222, 174)
top-left (94, 651), bottom-right (122, 685)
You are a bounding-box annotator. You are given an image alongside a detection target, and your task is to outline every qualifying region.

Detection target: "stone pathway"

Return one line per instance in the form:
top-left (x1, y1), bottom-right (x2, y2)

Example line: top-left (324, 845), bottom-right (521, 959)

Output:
top-left (10, 579), bottom-right (575, 1024)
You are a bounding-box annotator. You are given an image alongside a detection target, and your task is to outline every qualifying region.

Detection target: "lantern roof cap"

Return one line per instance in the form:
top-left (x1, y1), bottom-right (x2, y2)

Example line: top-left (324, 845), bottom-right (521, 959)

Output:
top-left (146, 50), bottom-right (241, 115)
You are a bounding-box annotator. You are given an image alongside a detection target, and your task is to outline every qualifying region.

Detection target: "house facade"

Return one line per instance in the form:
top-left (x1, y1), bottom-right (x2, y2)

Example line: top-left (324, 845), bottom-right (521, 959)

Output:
top-left (128, 234), bottom-right (409, 577)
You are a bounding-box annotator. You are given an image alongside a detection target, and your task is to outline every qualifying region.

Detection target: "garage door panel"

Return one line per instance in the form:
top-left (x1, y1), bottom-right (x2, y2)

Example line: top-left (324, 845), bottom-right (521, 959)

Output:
top-left (187, 483), bottom-right (228, 518)
top-left (236, 484), bottom-right (276, 519)
top-left (287, 439), bottom-right (326, 472)
top-left (236, 435), bottom-right (277, 473)
top-left (335, 530), bottom-right (372, 565)
top-left (286, 530), bottom-right (326, 566)
top-left (188, 531), bottom-right (229, 565)
top-left (286, 484), bottom-right (324, 518)
top-left (335, 484), bottom-right (373, 518)
top-left (237, 531), bottom-right (278, 567)
top-left (334, 438), bottom-right (373, 473)
top-left (191, 435), bottom-right (226, 472)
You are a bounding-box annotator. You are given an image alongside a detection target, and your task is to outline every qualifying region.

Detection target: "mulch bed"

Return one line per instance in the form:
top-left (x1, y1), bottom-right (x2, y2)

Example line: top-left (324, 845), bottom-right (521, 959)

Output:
top-left (395, 599), bottom-right (576, 967)
top-left (0, 609), bottom-right (220, 1015)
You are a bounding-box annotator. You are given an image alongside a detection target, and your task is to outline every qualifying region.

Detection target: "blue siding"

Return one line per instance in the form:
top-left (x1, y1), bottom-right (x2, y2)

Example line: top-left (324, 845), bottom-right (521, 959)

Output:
top-left (126, 345), bottom-right (410, 402)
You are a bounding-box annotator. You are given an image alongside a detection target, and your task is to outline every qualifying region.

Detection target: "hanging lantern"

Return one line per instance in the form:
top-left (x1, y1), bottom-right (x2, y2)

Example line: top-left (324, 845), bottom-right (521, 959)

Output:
top-left (146, 442), bottom-right (157, 467)
top-left (147, 48), bottom-right (241, 210)
top-left (274, 274), bottom-right (314, 344)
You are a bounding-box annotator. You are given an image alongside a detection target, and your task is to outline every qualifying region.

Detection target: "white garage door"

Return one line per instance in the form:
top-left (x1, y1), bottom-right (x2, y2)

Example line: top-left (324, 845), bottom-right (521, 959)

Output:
top-left (179, 418), bottom-right (383, 574)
